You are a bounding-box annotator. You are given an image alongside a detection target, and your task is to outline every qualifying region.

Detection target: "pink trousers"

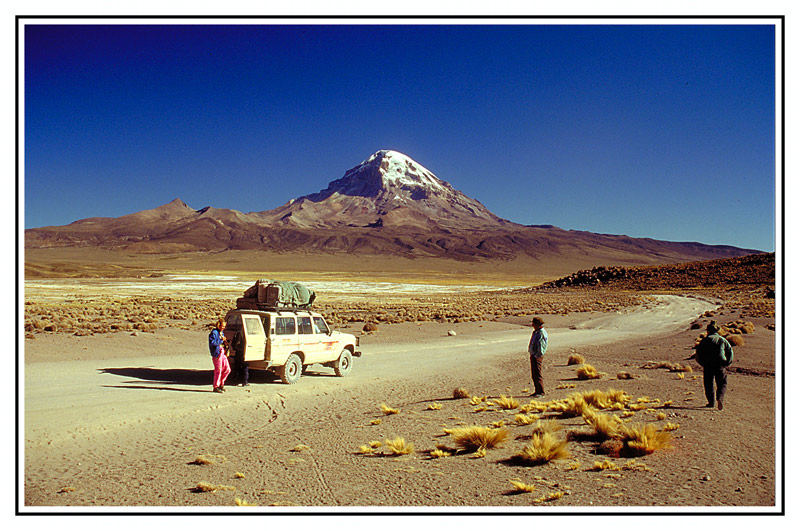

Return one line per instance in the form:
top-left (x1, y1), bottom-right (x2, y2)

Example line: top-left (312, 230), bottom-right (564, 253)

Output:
top-left (212, 353), bottom-right (231, 389)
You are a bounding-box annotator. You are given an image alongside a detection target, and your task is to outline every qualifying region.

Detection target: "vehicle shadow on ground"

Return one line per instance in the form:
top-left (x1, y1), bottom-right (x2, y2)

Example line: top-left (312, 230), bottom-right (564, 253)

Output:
top-left (99, 366), bottom-right (286, 388)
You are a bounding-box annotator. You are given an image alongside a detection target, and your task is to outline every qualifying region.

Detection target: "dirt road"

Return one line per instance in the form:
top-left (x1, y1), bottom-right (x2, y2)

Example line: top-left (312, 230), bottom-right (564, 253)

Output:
top-left (23, 295), bottom-right (777, 509)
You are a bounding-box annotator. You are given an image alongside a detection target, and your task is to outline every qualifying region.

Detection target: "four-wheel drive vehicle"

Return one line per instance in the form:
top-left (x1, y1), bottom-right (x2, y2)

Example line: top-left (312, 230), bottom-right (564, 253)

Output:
top-left (223, 309), bottom-right (361, 384)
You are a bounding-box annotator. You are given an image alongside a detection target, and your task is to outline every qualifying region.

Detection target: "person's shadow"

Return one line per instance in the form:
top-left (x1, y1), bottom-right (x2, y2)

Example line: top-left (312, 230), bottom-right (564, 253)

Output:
top-left (99, 366), bottom-right (279, 392)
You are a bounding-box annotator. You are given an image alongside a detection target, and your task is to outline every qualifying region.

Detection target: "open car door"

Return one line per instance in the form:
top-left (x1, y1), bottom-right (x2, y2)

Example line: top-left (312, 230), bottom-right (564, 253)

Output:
top-left (241, 314), bottom-right (267, 362)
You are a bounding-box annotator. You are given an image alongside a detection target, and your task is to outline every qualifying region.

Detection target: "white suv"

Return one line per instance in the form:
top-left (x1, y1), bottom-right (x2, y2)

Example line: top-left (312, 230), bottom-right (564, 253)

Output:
top-left (223, 309), bottom-right (361, 384)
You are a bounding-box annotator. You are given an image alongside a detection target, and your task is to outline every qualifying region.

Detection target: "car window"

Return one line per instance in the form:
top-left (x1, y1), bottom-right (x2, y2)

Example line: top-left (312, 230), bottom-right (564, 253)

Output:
top-left (275, 317), bottom-right (296, 335)
top-left (313, 317), bottom-right (329, 335)
top-left (298, 316), bottom-right (314, 335)
top-left (243, 316), bottom-right (263, 336)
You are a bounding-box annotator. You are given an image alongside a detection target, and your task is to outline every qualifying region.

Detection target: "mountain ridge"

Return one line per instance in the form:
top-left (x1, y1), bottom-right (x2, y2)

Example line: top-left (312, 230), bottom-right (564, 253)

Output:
top-left (25, 150), bottom-right (761, 265)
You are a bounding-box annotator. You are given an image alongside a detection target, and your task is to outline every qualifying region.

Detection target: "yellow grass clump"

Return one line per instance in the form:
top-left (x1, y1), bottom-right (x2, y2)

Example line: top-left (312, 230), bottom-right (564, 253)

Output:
top-left (234, 472), bottom-right (245, 479)
top-left (380, 404), bottom-right (400, 415)
top-left (616, 372), bottom-right (634, 380)
top-left (357, 445), bottom-right (375, 455)
top-left (619, 423), bottom-right (672, 456)
top-left (470, 395), bottom-right (486, 405)
top-left (449, 425), bottom-right (510, 452)
top-left (514, 413), bottom-right (539, 425)
top-left (429, 448), bottom-right (451, 458)
top-left (194, 482), bottom-right (236, 493)
top-left (583, 411), bottom-right (624, 440)
top-left (576, 364), bottom-right (602, 380)
top-left (656, 412), bottom-right (667, 420)
top-left (550, 394), bottom-right (595, 418)
top-left (234, 498), bottom-right (257, 506)
top-left (453, 387), bottom-right (470, 399)
top-left (567, 354), bottom-right (586, 365)
top-left (369, 440), bottom-right (382, 448)
top-left (426, 402), bottom-right (443, 410)
top-left (590, 459), bottom-right (620, 471)
top-left (530, 419), bottom-right (563, 437)
top-left (370, 418), bottom-right (382, 425)
top-left (509, 480), bottom-right (537, 493)
top-left (190, 454), bottom-right (225, 465)
top-left (513, 432), bottom-right (571, 465)
top-left (519, 400), bottom-right (549, 413)
top-left (492, 395), bottom-right (520, 410)
top-left (290, 444), bottom-right (310, 452)
top-left (663, 423), bottom-right (680, 431)
top-left (385, 437), bottom-right (414, 456)
top-left (581, 389), bottom-right (630, 409)
top-left (727, 334), bottom-right (745, 346)
top-left (490, 420), bottom-right (507, 428)
top-left (533, 491), bottom-right (566, 503)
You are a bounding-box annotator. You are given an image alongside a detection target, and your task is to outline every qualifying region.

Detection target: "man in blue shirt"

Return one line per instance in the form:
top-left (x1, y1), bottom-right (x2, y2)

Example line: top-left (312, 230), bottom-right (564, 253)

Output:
top-left (528, 317), bottom-right (548, 397)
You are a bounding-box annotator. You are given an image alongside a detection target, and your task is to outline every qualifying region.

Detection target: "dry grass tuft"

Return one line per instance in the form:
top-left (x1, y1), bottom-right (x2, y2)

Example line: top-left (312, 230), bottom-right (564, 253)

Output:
top-left (380, 403), bottom-right (400, 415)
top-left (449, 425), bottom-right (510, 452)
top-left (190, 454), bottom-right (225, 465)
top-left (514, 413), bottom-right (539, 425)
top-left (469, 395), bottom-right (486, 405)
top-left (663, 422), bottom-right (680, 431)
top-left (590, 459), bottom-right (620, 471)
top-left (576, 364), bottom-right (603, 380)
top-left (492, 395), bottom-right (520, 410)
top-left (290, 444), bottom-right (310, 453)
top-left (234, 472), bottom-right (245, 479)
top-left (193, 482), bottom-right (236, 493)
top-left (234, 498), bottom-right (257, 506)
top-left (369, 440), bottom-right (382, 448)
top-left (530, 419), bottom-right (563, 436)
top-left (550, 394), bottom-right (596, 418)
top-left (513, 432), bottom-right (571, 465)
top-left (453, 387), bottom-right (470, 399)
top-left (509, 480), bottom-right (537, 493)
top-left (490, 420), bottom-right (507, 428)
top-left (384, 437), bottom-right (414, 456)
top-left (583, 411), bottom-right (624, 440)
top-left (370, 418), bottom-right (382, 425)
top-left (727, 334), bottom-right (745, 346)
top-left (567, 354), bottom-right (586, 365)
top-left (429, 448), bottom-right (451, 458)
top-left (619, 423), bottom-right (672, 456)
top-left (656, 412), bottom-right (667, 420)
top-left (616, 372), bottom-right (634, 380)
top-left (581, 389), bottom-right (630, 409)
top-left (426, 402), bottom-right (443, 410)
top-left (533, 491), bottom-right (566, 503)
top-left (357, 445), bottom-right (375, 455)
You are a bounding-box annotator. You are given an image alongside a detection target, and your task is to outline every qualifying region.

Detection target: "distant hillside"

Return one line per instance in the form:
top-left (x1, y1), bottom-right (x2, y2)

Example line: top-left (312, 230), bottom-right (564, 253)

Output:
top-left (26, 150), bottom-right (760, 266)
top-left (536, 253), bottom-right (775, 291)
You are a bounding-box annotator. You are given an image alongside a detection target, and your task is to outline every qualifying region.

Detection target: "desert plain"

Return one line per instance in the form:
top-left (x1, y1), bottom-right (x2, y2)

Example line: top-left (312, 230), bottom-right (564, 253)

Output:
top-left (21, 250), bottom-right (777, 510)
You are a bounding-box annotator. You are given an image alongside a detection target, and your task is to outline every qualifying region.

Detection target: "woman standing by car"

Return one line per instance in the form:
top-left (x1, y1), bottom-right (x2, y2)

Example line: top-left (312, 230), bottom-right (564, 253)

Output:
top-left (209, 318), bottom-right (231, 393)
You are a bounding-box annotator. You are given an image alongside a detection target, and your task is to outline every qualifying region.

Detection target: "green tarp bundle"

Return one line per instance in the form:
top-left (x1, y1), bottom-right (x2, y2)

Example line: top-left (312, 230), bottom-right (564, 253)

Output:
top-left (258, 279), bottom-right (316, 307)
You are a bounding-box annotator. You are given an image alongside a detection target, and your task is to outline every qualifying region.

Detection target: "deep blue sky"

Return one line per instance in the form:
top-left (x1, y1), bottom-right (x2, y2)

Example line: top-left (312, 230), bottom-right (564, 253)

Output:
top-left (24, 24), bottom-right (776, 251)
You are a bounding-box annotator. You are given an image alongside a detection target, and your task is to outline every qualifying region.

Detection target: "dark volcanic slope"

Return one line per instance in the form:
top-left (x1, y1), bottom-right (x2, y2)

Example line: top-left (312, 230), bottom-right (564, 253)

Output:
top-left (538, 253), bottom-right (775, 290)
top-left (25, 150), bottom-right (760, 264)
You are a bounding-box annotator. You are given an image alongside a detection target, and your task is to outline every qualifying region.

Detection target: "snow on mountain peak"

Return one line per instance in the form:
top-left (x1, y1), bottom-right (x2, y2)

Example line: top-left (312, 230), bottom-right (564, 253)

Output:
top-left (355, 150), bottom-right (446, 192)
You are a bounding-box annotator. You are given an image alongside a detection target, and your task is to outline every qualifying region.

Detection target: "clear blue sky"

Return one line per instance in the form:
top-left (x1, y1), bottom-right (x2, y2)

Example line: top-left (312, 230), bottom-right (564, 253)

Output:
top-left (24, 24), bottom-right (776, 251)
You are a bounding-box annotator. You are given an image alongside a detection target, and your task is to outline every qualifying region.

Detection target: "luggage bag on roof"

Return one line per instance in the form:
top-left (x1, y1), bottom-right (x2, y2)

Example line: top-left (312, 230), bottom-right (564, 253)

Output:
top-left (237, 279), bottom-right (316, 310)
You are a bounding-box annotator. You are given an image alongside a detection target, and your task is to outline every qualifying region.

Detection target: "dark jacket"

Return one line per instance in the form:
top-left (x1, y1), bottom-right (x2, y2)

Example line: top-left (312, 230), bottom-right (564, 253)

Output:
top-left (695, 333), bottom-right (734, 368)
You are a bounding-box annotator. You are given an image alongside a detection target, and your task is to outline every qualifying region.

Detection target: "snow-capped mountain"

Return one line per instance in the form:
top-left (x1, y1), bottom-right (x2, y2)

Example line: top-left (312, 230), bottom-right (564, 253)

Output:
top-left (25, 150), bottom-right (759, 264)
top-left (256, 150), bottom-right (509, 229)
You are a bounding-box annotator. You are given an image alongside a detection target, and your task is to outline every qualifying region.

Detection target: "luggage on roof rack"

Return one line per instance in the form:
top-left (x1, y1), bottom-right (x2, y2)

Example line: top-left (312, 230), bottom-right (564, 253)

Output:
top-left (237, 279), bottom-right (316, 310)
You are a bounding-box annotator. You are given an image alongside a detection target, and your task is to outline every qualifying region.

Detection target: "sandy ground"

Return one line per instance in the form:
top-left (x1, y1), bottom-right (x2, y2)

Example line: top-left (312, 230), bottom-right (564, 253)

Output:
top-left (21, 293), bottom-right (778, 511)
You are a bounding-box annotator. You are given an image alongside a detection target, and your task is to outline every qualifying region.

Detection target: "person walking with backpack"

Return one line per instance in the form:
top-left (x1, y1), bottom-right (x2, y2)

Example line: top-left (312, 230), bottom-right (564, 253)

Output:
top-left (528, 317), bottom-right (548, 397)
top-left (694, 321), bottom-right (734, 410)
top-left (209, 318), bottom-right (231, 393)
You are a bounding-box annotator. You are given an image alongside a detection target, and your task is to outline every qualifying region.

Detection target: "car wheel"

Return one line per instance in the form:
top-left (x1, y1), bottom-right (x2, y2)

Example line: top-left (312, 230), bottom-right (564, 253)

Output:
top-left (334, 348), bottom-right (353, 377)
top-left (279, 354), bottom-right (302, 384)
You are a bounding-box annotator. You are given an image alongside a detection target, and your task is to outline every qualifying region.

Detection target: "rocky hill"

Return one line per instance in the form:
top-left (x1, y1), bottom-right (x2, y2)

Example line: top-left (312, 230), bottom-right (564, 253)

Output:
top-left (537, 252), bottom-right (775, 291)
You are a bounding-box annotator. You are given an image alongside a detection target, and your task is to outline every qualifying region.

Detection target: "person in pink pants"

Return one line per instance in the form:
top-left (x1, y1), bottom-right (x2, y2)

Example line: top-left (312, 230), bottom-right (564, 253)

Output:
top-left (208, 318), bottom-right (231, 392)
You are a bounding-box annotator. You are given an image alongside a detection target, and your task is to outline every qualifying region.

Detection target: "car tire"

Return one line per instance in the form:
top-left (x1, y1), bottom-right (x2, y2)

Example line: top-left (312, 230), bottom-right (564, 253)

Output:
top-left (334, 348), bottom-right (353, 377)
top-left (279, 354), bottom-right (302, 384)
